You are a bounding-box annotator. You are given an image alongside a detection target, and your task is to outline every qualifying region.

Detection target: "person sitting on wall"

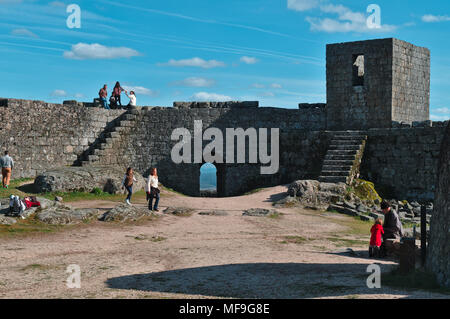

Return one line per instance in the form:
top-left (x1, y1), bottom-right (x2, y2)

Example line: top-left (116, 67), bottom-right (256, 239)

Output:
top-left (124, 90), bottom-right (137, 108)
top-left (112, 81), bottom-right (125, 108)
top-left (98, 84), bottom-right (110, 109)
top-left (379, 200), bottom-right (404, 257)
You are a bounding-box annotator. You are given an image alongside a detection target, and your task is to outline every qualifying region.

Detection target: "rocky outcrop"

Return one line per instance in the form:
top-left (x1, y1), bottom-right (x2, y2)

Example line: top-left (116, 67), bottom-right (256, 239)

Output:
top-left (33, 166), bottom-right (146, 194)
top-left (287, 180), bottom-right (347, 207)
top-left (99, 204), bottom-right (151, 222)
top-left (243, 208), bottom-right (280, 217)
top-left (428, 122), bottom-right (450, 288)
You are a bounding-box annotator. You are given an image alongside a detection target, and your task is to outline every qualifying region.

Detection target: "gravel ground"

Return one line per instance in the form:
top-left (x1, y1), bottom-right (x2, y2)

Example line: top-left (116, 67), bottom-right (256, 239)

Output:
top-left (0, 185), bottom-right (448, 299)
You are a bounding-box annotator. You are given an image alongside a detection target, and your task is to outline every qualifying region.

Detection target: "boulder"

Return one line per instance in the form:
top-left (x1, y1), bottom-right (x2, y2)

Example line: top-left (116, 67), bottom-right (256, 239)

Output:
top-left (163, 207), bottom-right (195, 216)
top-left (100, 204), bottom-right (151, 222)
top-left (36, 202), bottom-right (99, 225)
top-left (287, 180), bottom-right (346, 207)
top-left (0, 216), bottom-right (17, 225)
top-left (34, 166), bottom-right (146, 194)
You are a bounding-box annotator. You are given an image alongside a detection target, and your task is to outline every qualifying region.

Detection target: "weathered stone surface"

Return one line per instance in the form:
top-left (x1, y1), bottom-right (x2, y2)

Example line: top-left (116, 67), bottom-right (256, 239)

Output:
top-left (242, 208), bottom-right (279, 217)
top-left (100, 204), bottom-right (150, 222)
top-left (163, 207), bottom-right (195, 216)
top-left (428, 122), bottom-right (450, 288)
top-left (287, 180), bottom-right (346, 207)
top-left (34, 166), bottom-right (145, 194)
top-left (198, 210), bottom-right (228, 216)
top-left (0, 216), bottom-right (17, 225)
top-left (37, 204), bottom-right (99, 225)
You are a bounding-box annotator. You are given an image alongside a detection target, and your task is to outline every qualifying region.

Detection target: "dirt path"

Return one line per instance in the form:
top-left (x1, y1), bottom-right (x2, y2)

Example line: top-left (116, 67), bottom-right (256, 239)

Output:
top-left (0, 185), bottom-right (447, 299)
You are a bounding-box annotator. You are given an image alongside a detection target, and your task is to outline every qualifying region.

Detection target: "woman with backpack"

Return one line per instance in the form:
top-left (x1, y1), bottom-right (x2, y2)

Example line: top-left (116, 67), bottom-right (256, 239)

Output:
top-left (122, 167), bottom-right (137, 205)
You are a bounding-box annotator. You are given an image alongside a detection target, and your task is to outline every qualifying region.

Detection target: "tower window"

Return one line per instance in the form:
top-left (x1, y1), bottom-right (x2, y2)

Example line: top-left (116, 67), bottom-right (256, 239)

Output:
top-left (353, 54), bottom-right (364, 86)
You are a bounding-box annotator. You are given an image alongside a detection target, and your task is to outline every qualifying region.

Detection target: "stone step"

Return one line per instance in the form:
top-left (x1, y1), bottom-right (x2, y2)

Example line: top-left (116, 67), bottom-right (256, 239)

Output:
top-left (106, 131), bottom-right (120, 139)
top-left (119, 120), bottom-right (134, 127)
top-left (326, 150), bottom-right (358, 156)
top-left (113, 126), bottom-right (129, 132)
top-left (88, 155), bottom-right (99, 162)
top-left (123, 114), bottom-right (137, 121)
top-left (322, 165), bottom-right (353, 171)
top-left (321, 170), bottom-right (350, 177)
top-left (332, 135), bottom-right (367, 140)
top-left (332, 131), bottom-right (367, 135)
top-left (324, 154), bottom-right (356, 161)
top-left (323, 160), bottom-right (355, 166)
top-left (328, 144), bottom-right (362, 151)
top-left (318, 176), bottom-right (348, 183)
top-left (330, 139), bottom-right (363, 144)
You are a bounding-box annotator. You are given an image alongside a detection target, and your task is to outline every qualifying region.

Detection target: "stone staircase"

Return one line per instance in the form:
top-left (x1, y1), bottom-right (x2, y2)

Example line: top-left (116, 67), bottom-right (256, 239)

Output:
top-left (318, 131), bottom-right (367, 184)
top-left (75, 108), bottom-right (140, 167)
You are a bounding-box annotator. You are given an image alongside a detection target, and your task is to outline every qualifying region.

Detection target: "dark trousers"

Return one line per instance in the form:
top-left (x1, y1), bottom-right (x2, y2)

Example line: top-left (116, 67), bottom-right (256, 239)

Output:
top-left (369, 246), bottom-right (381, 258)
top-left (114, 95), bottom-right (122, 107)
top-left (148, 191), bottom-right (160, 210)
top-left (125, 185), bottom-right (132, 201)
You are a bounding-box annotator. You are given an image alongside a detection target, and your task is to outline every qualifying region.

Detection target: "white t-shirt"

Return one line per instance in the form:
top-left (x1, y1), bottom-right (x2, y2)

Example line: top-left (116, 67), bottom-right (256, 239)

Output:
top-left (128, 94), bottom-right (136, 106)
top-left (146, 175), bottom-right (159, 192)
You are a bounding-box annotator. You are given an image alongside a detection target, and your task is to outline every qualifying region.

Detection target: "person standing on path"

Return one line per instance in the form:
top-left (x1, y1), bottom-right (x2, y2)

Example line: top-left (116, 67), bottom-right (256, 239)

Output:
top-left (99, 84), bottom-right (110, 109)
top-left (147, 168), bottom-right (160, 212)
top-left (122, 167), bottom-right (137, 205)
top-left (0, 151), bottom-right (14, 189)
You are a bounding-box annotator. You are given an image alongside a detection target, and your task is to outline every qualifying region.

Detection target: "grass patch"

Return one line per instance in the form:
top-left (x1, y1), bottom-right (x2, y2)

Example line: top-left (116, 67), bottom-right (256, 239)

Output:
top-left (20, 263), bottom-right (53, 272)
top-left (383, 267), bottom-right (450, 295)
top-left (0, 214), bottom-right (66, 238)
top-left (319, 211), bottom-right (372, 237)
top-left (327, 237), bottom-right (368, 247)
top-left (40, 190), bottom-right (147, 203)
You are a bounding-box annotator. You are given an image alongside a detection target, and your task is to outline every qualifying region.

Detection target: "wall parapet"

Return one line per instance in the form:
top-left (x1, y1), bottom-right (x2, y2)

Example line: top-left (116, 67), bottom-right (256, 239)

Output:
top-left (173, 101), bottom-right (259, 109)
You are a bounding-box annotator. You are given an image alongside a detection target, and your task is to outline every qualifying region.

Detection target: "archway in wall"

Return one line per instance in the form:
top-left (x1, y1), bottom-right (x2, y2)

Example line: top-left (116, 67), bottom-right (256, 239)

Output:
top-left (199, 163), bottom-right (225, 197)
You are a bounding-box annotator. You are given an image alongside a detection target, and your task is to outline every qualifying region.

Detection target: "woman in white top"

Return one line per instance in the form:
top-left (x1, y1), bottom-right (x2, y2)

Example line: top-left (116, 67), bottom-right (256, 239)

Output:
top-left (146, 167), bottom-right (160, 211)
top-left (125, 90), bottom-right (137, 108)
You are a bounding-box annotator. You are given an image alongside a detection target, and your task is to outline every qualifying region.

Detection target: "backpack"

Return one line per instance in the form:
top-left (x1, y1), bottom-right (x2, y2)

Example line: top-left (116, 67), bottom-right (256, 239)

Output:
top-left (9, 195), bottom-right (25, 216)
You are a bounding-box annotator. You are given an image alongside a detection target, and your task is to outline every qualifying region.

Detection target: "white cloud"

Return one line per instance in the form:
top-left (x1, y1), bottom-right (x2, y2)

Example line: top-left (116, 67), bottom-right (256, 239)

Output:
top-left (287, 0), bottom-right (322, 12)
top-left (51, 90), bottom-right (67, 97)
top-left (240, 56), bottom-right (258, 64)
top-left (63, 43), bottom-right (141, 60)
top-left (422, 14), bottom-right (450, 23)
top-left (260, 92), bottom-right (275, 97)
top-left (191, 92), bottom-right (232, 101)
top-left (307, 4), bottom-right (396, 33)
top-left (160, 57), bottom-right (225, 69)
top-left (431, 114), bottom-right (450, 121)
top-left (74, 93), bottom-right (84, 98)
top-left (434, 107), bottom-right (450, 114)
top-left (11, 28), bottom-right (38, 38)
top-left (271, 83), bottom-right (282, 89)
top-left (251, 83), bottom-right (265, 89)
top-left (122, 85), bottom-right (158, 96)
top-left (172, 77), bottom-right (215, 87)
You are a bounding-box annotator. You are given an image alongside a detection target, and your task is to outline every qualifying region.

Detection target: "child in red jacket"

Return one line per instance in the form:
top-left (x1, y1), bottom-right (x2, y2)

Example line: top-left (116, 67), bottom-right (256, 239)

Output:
top-left (369, 218), bottom-right (384, 258)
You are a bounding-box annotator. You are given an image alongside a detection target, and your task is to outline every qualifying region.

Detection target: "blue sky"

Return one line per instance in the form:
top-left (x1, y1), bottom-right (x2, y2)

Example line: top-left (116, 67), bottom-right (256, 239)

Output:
top-left (0, 0), bottom-right (449, 120)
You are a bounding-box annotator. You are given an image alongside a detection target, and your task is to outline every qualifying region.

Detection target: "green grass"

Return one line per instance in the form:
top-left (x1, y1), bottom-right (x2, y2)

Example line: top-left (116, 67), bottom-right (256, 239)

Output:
top-left (326, 237), bottom-right (368, 247)
top-left (243, 188), bottom-right (264, 195)
top-left (383, 267), bottom-right (450, 295)
top-left (0, 213), bottom-right (68, 238)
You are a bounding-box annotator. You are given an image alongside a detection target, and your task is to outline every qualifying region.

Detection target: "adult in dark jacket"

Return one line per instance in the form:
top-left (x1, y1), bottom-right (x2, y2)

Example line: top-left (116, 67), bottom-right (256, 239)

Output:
top-left (381, 201), bottom-right (403, 240)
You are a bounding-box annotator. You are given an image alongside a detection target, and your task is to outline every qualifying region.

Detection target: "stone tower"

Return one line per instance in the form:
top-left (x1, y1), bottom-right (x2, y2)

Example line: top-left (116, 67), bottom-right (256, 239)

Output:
top-left (326, 38), bottom-right (430, 130)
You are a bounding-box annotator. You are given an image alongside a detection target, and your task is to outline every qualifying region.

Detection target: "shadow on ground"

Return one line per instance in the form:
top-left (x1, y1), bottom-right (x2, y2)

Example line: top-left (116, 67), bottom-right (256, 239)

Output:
top-left (105, 262), bottom-right (407, 298)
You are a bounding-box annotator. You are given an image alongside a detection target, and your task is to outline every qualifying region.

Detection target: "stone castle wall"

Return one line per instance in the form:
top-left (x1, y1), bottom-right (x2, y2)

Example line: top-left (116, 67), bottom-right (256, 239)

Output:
top-left (84, 105), bottom-right (330, 196)
top-left (428, 122), bottom-right (450, 287)
top-left (0, 98), bottom-right (124, 178)
top-left (326, 38), bottom-right (430, 130)
top-left (360, 125), bottom-right (446, 201)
